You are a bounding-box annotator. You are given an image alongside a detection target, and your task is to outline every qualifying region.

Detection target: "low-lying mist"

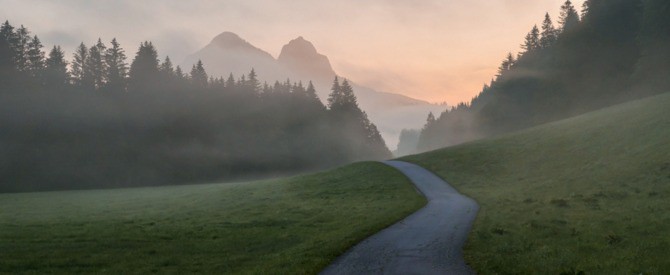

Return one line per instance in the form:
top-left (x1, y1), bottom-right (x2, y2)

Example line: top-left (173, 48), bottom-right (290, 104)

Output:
top-left (0, 22), bottom-right (390, 192)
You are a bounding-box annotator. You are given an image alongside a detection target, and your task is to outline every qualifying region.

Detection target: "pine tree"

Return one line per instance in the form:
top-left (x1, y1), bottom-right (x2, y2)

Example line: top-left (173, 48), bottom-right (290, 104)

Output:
top-left (497, 52), bottom-right (516, 76)
top-left (0, 24), bottom-right (17, 91)
top-left (225, 73), bottom-right (235, 88)
top-left (329, 77), bottom-right (360, 112)
top-left (292, 81), bottom-right (306, 95)
top-left (128, 41), bottom-right (160, 93)
top-left (540, 13), bottom-right (558, 48)
top-left (273, 80), bottom-right (283, 94)
top-left (327, 76), bottom-right (341, 109)
top-left (0, 21), bottom-right (15, 67)
top-left (44, 46), bottom-right (69, 89)
top-left (86, 39), bottom-right (107, 90)
top-left (425, 112), bottom-right (436, 129)
top-left (338, 79), bottom-right (359, 110)
top-left (13, 25), bottom-right (30, 72)
top-left (247, 68), bottom-right (260, 93)
top-left (559, 0), bottom-right (580, 32)
top-left (175, 65), bottom-right (186, 80)
top-left (326, 76), bottom-right (390, 159)
top-left (0, 21), bottom-right (14, 41)
top-left (190, 60), bottom-right (207, 89)
top-left (105, 38), bottom-right (128, 93)
top-left (305, 81), bottom-right (321, 103)
top-left (26, 35), bottom-right (45, 80)
top-left (361, 110), bottom-right (387, 149)
top-left (159, 56), bottom-right (175, 78)
top-left (261, 82), bottom-right (272, 94)
top-left (521, 25), bottom-right (541, 53)
top-left (71, 43), bottom-right (93, 90)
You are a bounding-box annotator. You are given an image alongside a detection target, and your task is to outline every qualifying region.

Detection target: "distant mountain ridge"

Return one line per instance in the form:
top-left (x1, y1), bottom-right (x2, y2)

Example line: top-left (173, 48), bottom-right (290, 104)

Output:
top-left (181, 32), bottom-right (446, 148)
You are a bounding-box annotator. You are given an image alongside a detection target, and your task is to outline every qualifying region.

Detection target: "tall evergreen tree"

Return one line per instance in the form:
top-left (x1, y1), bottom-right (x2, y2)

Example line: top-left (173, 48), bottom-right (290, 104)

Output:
top-left (540, 13), bottom-right (558, 48)
top-left (0, 25), bottom-right (17, 91)
top-left (497, 52), bottom-right (516, 76)
top-left (225, 73), bottom-right (235, 88)
top-left (0, 21), bottom-right (14, 41)
top-left (521, 25), bottom-right (541, 53)
top-left (338, 79), bottom-right (359, 110)
top-left (190, 60), bottom-right (207, 89)
top-left (291, 81), bottom-right (305, 95)
top-left (246, 68), bottom-right (260, 93)
top-left (105, 38), bottom-right (128, 94)
top-left (26, 35), bottom-right (45, 80)
top-left (327, 76), bottom-right (341, 109)
top-left (305, 81), bottom-right (321, 103)
top-left (86, 39), bottom-right (107, 90)
top-left (425, 112), bottom-right (436, 129)
top-left (71, 43), bottom-right (93, 90)
top-left (128, 41), bottom-right (160, 93)
top-left (13, 25), bottom-right (30, 72)
top-left (159, 56), bottom-right (175, 78)
top-left (44, 46), bottom-right (69, 89)
top-left (326, 76), bottom-right (390, 159)
top-left (175, 65), bottom-right (186, 80)
top-left (559, 0), bottom-right (581, 31)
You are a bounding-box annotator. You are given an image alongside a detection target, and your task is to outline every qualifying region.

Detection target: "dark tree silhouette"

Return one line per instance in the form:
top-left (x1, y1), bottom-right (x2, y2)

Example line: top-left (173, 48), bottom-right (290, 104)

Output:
top-left (128, 41), bottom-right (159, 93)
top-left (559, 0), bottom-right (581, 31)
top-left (497, 52), bottom-right (516, 76)
top-left (86, 39), bottom-right (107, 90)
top-left (521, 25), bottom-right (541, 53)
top-left (26, 35), bottom-right (45, 80)
top-left (0, 22), bottom-right (393, 192)
top-left (105, 38), bottom-right (128, 94)
top-left (0, 23), bottom-right (18, 91)
top-left (12, 25), bottom-right (30, 72)
top-left (44, 46), bottom-right (69, 89)
top-left (71, 43), bottom-right (93, 90)
top-left (540, 13), bottom-right (558, 48)
top-left (190, 59), bottom-right (207, 89)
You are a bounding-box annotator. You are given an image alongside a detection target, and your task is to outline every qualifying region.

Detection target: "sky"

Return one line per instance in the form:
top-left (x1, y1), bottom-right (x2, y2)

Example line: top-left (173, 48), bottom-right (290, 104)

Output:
top-left (0, 0), bottom-right (583, 104)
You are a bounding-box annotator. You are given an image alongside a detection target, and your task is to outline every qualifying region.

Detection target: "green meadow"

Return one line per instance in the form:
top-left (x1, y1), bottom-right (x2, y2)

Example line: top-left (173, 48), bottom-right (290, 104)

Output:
top-left (403, 93), bottom-right (670, 274)
top-left (0, 162), bottom-right (424, 274)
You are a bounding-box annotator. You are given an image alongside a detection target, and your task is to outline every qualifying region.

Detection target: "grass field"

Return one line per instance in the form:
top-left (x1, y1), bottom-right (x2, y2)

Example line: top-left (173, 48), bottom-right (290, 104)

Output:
top-left (0, 162), bottom-right (425, 274)
top-left (403, 93), bottom-right (670, 274)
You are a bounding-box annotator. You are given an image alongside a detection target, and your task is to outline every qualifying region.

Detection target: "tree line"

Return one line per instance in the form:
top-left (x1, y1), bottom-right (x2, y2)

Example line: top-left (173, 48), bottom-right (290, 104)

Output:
top-left (407, 0), bottom-right (670, 153)
top-left (0, 22), bottom-right (390, 192)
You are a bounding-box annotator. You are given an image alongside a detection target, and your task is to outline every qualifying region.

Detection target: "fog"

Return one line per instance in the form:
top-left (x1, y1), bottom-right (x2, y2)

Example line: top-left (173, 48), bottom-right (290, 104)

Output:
top-left (0, 0), bottom-right (583, 104)
top-left (0, 70), bottom-right (391, 192)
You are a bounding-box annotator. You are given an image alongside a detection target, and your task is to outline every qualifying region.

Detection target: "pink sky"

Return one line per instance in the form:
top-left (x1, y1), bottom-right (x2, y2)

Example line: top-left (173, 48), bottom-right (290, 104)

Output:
top-left (0, 0), bottom-right (583, 104)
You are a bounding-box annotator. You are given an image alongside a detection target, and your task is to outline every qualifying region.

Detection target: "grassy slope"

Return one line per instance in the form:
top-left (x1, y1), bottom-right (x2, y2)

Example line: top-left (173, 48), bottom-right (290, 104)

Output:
top-left (403, 93), bottom-right (670, 274)
top-left (0, 162), bottom-right (425, 274)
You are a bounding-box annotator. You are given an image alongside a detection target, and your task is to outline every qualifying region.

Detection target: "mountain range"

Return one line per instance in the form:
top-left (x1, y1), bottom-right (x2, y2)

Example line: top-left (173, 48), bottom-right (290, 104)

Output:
top-left (181, 32), bottom-right (446, 148)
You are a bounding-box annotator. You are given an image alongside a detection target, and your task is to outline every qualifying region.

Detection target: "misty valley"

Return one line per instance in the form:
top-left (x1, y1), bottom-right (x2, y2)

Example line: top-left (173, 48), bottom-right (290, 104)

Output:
top-left (1, 0), bottom-right (670, 274)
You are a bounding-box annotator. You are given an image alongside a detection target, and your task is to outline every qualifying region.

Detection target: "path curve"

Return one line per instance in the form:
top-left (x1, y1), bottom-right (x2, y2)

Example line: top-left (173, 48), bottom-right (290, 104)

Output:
top-left (320, 160), bottom-right (479, 275)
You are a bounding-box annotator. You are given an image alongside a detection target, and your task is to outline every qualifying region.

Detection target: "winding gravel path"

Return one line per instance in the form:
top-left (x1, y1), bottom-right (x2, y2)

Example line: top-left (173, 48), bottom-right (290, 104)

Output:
top-left (320, 160), bottom-right (479, 275)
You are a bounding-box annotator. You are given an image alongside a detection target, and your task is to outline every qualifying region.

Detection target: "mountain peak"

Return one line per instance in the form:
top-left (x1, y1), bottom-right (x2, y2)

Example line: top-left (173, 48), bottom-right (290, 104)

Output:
top-left (210, 31), bottom-right (253, 49)
top-left (278, 36), bottom-right (335, 80)
top-left (281, 36), bottom-right (318, 55)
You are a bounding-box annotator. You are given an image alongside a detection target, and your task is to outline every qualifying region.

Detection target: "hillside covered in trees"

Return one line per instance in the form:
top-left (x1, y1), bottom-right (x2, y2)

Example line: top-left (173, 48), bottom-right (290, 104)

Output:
top-left (413, 0), bottom-right (670, 152)
top-left (0, 22), bottom-right (390, 192)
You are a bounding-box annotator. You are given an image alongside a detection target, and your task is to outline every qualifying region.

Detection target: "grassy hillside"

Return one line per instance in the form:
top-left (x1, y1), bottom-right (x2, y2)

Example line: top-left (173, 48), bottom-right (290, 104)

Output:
top-left (403, 93), bottom-right (670, 274)
top-left (0, 162), bottom-right (424, 274)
